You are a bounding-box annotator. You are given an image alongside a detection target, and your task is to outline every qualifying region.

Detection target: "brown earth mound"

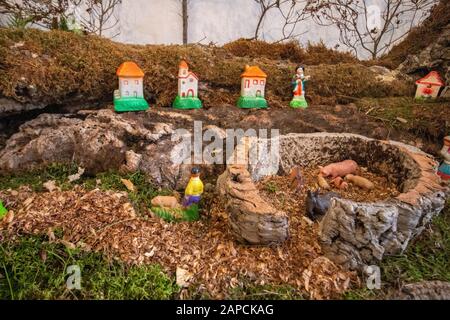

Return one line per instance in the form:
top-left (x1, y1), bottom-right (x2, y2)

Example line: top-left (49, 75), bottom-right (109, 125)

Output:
top-left (0, 28), bottom-right (414, 117)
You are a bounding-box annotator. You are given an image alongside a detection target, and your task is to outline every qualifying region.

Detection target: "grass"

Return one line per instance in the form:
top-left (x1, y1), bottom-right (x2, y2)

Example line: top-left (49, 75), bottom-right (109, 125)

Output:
top-left (0, 163), bottom-right (80, 191)
top-left (0, 234), bottom-right (178, 300)
top-left (355, 96), bottom-right (449, 147)
top-left (229, 283), bottom-right (305, 300)
top-left (0, 163), bottom-right (172, 215)
top-left (265, 182), bottom-right (278, 193)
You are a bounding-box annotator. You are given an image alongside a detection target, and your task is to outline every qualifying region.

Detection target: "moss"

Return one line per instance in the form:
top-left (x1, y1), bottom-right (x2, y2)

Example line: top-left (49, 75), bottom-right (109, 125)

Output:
top-left (0, 235), bottom-right (178, 299)
top-left (0, 28), bottom-right (412, 109)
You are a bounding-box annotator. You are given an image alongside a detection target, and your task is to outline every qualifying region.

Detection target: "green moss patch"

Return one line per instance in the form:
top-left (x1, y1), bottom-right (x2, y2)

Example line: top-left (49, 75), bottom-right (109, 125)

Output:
top-left (0, 235), bottom-right (178, 299)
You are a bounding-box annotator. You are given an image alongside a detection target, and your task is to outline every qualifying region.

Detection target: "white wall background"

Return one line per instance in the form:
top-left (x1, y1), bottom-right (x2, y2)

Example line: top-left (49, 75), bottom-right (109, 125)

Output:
top-left (1, 0), bottom-right (430, 59)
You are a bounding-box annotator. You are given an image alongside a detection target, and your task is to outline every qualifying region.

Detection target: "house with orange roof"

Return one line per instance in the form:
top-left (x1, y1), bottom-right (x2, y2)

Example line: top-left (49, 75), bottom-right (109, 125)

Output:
top-left (114, 61), bottom-right (149, 112)
top-left (173, 60), bottom-right (202, 109)
top-left (415, 71), bottom-right (444, 100)
top-left (237, 65), bottom-right (268, 108)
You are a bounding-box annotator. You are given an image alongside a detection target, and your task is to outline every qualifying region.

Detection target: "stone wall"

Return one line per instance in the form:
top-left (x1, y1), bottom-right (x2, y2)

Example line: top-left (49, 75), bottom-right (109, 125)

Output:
top-left (246, 133), bottom-right (447, 270)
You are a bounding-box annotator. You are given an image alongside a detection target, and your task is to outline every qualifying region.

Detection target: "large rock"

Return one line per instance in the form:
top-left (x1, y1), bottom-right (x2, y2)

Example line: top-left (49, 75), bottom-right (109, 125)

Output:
top-left (0, 109), bottom-right (196, 189)
top-left (394, 281), bottom-right (450, 300)
top-left (397, 25), bottom-right (450, 96)
top-left (245, 133), bottom-right (447, 270)
top-left (216, 164), bottom-right (289, 244)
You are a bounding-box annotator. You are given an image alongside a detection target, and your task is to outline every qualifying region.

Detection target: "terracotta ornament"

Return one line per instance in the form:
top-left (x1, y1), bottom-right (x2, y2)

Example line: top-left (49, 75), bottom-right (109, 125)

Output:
top-left (290, 65), bottom-right (310, 108)
top-left (173, 60), bottom-right (203, 109)
top-left (237, 65), bottom-right (268, 109)
top-left (114, 61), bottom-right (149, 112)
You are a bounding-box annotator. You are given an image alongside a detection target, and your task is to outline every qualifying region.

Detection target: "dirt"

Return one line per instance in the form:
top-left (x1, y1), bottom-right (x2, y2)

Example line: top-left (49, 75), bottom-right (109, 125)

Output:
top-left (0, 184), bottom-right (359, 300)
top-left (127, 103), bottom-right (423, 150)
top-left (257, 166), bottom-right (400, 219)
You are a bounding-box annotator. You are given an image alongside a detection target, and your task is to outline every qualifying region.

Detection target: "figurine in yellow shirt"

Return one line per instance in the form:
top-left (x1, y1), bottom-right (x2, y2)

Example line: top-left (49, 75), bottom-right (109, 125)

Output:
top-left (182, 167), bottom-right (204, 207)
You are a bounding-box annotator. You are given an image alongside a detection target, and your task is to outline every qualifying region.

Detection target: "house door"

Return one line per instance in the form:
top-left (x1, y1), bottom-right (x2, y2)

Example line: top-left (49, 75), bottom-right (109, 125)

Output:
top-left (187, 89), bottom-right (194, 97)
top-left (133, 91), bottom-right (138, 97)
top-left (256, 90), bottom-right (262, 97)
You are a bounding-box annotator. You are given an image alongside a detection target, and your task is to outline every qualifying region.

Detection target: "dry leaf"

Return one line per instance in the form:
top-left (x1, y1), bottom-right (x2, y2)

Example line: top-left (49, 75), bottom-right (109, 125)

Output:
top-left (121, 179), bottom-right (136, 192)
top-left (68, 167), bottom-right (85, 183)
top-left (43, 180), bottom-right (58, 192)
top-left (176, 267), bottom-right (193, 288)
top-left (3, 210), bottom-right (14, 224)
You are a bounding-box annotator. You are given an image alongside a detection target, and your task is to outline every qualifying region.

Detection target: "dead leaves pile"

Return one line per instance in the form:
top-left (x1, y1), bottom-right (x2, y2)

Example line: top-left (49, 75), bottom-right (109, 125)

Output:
top-left (0, 185), bottom-right (358, 299)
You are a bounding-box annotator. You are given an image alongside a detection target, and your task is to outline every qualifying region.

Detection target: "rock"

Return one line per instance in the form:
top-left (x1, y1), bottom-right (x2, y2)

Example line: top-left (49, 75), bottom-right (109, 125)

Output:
top-left (43, 180), bottom-right (59, 192)
top-left (216, 164), bottom-right (289, 245)
top-left (397, 25), bottom-right (450, 94)
top-left (120, 150), bottom-right (142, 173)
top-left (0, 98), bottom-right (46, 116)
top-left (394, 281), bottom-right (450, 300)
top-left (0, 109), bottom-right (193, 189)
top-left (245, 133), bottom-right (446, 270)
top-left (369, 65), bottom-right (408, 83)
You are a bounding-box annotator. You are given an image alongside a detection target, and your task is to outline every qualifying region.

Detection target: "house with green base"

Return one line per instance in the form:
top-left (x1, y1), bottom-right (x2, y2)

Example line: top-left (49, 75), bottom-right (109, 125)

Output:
top-left (173, 60), bottom-right (203, 110)
top-left (237, 65), bottom-right (268, 109)
top-left (114, 61), bottom-right (149, 112)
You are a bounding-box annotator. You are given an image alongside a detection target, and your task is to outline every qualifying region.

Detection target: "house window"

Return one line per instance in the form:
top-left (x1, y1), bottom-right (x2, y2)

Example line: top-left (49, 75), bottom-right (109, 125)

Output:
top-left (125, 91), bottom-right (129, 96)
top-left (260, 80), bottom-right (264, 85)
top-left (182, 81), bottom-right (186, 85)
top-left (190, 78), bottom-right (194, 82)
top-left (135, 80), bottom-right (139, 85)
top-left (253, 80), bottom-right (258, 85)
top-left (245, 80), bottom-right (250, 88)
top-left (124, 80), bottom-right (128, 85)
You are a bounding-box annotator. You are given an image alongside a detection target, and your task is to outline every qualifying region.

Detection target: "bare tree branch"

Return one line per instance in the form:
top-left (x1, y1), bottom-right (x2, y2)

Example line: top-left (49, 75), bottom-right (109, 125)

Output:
top-left (305, 0), bottom-right (438, 59)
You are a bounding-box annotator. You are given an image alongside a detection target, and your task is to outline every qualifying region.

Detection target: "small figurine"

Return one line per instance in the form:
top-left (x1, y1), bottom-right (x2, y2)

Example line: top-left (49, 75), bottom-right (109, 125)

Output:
top-left (437, 136), bottom-right (450, 181)
top-left (290, 65), bottom-right (310, 108)
top-left (331, 176), bottom-right (349, 190)
top-left (317, 174), bottom-right (331, 190)
top-left (288, 166), bottom-right (304, 193)
top-left (114, 61), bottom-right (149, 112)
top-left (237, 65), bottom-right (268, 109)
top-left (415, 71), bottom-right (444, 100)
top-left (344, 174), bottom-right (374, 190)
top-left (182, 167), bottom-right (204, 207)
top-left (305, 189), bottom-right (341, 221)
top-left (173, 60), bottom-right (202, 109)
top-left (319, 160), bottom-right (359, 179)
top-left (0, 200), bottom-right (7, 219)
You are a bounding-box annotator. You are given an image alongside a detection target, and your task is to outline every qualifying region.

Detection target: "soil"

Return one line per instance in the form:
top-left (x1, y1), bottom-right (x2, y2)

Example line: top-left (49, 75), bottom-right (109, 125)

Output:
top-left (258, 166), bottom-right (400, 216)
top-left (0, 184), bottom-right (359, 300)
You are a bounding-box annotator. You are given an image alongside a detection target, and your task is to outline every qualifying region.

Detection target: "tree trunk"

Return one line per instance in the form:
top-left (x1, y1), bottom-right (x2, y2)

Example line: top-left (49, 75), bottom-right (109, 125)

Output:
top-left (182, 0), bottom-right (188, 45)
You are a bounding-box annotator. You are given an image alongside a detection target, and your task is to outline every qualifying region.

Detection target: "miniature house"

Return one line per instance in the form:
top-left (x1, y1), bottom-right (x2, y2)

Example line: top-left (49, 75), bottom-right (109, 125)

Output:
top-left (178, 60), bottom-right (199, 98)
top-left (415, 71), bottom-right (444, 100)
top-left (173, 60), bottom-right (202, 109)
top-left (237, 65), bottom-right (268, 109)
top-left (114, 61), bottom-right (149, 112)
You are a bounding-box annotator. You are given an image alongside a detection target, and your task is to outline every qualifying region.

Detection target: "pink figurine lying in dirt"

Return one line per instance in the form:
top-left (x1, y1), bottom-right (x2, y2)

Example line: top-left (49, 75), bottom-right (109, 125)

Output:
top-left (319, 160), bottom-right (358, 179)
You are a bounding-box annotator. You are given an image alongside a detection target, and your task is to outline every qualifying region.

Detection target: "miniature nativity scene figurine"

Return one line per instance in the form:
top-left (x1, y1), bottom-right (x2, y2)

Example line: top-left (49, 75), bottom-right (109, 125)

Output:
top-left (438, 136), bottom-right (450, 182)
top-left (114, 61), bottom-right (149, 112)
top-left (237, 65), bottom-right (268, 109)
top-left (173, 60), bottom-right (203, 109)
top-left (290, 65), bottom-right (310, 108)
top-left (415, 71), bottom-right (444, 100)
top-left (150, 167), bottom-right (204, 222)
